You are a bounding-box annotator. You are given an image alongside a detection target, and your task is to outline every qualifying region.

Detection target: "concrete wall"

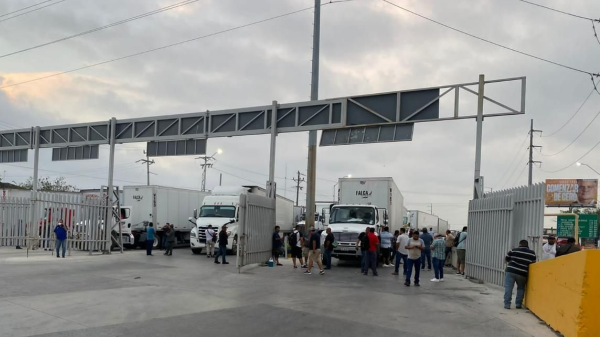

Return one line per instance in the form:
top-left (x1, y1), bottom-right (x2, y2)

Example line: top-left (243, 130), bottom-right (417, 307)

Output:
top-left (525, 250), bottom-right (600, 337)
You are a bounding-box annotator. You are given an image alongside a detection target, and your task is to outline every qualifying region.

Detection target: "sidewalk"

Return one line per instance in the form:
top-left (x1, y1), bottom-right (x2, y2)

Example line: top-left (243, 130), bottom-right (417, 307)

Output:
top-left (0, 248), bottom-right (557, 337)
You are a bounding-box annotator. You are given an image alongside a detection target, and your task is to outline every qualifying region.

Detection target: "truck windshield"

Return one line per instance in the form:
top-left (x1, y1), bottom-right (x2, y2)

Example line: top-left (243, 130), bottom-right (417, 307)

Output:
top-left (199, 206), bottom-right (236, 218)
top-left (330, 207), bottom-right (375, 225)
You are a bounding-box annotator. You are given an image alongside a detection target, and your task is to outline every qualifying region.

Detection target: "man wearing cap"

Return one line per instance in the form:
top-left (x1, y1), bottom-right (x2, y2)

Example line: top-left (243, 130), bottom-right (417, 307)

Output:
top-left (54, 220), bottom-right (67, 258)
top-left (304, 227), bottom-right (325, 275)
top-left (214, 225), bottom-right (230, 265)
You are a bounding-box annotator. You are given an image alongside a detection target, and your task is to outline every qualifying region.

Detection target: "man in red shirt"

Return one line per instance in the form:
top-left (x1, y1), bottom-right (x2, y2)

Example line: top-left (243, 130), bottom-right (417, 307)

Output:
top-left (364, 227), bottom-right (380, 276)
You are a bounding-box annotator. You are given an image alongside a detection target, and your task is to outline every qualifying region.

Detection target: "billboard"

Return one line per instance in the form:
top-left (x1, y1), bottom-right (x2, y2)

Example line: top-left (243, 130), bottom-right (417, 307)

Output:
top-left (557, 214), bottom-right (599, 239)
top-left (545, 179), bottom-right (598, 207)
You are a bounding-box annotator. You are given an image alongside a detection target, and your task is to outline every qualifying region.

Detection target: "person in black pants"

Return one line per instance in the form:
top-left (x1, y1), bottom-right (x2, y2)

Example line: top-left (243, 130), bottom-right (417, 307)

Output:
top-left (214, 225), bottom-right (230, 264)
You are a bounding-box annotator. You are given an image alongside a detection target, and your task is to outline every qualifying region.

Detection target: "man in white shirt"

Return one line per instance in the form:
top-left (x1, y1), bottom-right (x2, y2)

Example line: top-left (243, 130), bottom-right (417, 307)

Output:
top-left (392, 228), bottom-right (410, 276)
top-left (205, 225), bottom-right (215, 258)
top-left (541, 236), bottom-right (557, 261)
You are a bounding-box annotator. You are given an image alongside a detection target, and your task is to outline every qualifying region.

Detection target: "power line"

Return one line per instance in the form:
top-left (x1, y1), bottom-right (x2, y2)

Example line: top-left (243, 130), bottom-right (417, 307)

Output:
top-left (0, 2), bottom-right (350, 90)
top-left (493, 134), bottom-right (529, 187)
top-left (382, 0), bottom-right (599, 78)
top-left (539, 107), bottom-right (600, 157)
top-left (517, 0), bottom-right (599, 22)
top-left (539, 138), bottom-right (600, 173)
top-left (542, 80), bottom-right (600, 137)
top-left (0, 163), bottom-right (146, 185)
top-left (499, 150), bottom-right (528, 189)
top-left (510, 165), bottom-right (528, 187)
top-left (0, 0), bottom-right (202, 59)
top-left (0, 0), bottom-right (68, 24)
top-left (0, 0), bottom-right (56, 18)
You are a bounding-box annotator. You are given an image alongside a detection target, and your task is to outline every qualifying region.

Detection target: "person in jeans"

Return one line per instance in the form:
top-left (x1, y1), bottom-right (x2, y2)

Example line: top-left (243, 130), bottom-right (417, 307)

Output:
top-left (356, 227), bottom-right (370, 273)
top-left (405, 231), bottom-right (424, 286)
top-left (272, 226), bottom-right (284, 266)
top-left (146, 223), bottom-right (155, 256)
top-left (54, 220), bottom-right (67, 258)
top-left (430, 234), bottom-right (446, 282)
top-left (205, 225), bottom-right (215, 258)
top-left (214, 225), bottom-right (230, 264)
top-left (379, 227), bottom-right (393, 267)
top-left (364, 228), bottom-right (379, 276)
top-left (444, 230), bottom-right (454, 267)
top-left (290, 225), bottom-right (305, 269)
top-left (323, 227), bottom-right (335, 270)
top-left (456, 226), bottom-right (467, 275)
top-left (420, 228), bottom-right (433, 271)
top-left (393, 228), bottom-right (409, 276)
top-left (164, 224), bottom-right (175, 256)
top-left (391, 230), bottom-right (399, 262)
top-left (304, 227), bottom-right (325, 275)
top-left (504, 240), bottom-right (537, 309)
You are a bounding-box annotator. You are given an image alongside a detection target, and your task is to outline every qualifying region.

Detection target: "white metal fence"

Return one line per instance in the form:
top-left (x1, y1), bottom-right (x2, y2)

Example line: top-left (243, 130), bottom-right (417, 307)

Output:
top-left (0, 191), bottom-right (114, 254)
top-left (465, 183), bottom-right (545, 286)
top-left (236, 193), bottom-right (276, 271)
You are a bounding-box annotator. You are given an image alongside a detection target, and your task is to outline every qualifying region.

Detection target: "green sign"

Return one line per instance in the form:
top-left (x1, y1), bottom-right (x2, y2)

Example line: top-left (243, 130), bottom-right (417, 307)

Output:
top-left (557, 214), bottom-right (599, 238)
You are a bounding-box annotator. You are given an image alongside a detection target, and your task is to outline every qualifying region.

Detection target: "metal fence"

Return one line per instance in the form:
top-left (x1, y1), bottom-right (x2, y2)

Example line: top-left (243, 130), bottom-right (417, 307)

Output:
top-left (466, 183), bottom-right (545, 286)
top-left (236, 193), bottom-right (276, 271)
top-left (0, 191), bottom-right (114, 254)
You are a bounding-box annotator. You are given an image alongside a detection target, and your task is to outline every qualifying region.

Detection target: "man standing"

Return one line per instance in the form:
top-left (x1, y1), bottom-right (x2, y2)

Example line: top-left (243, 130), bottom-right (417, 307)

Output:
top-left (161, 223), bottom-right (170, 250)
top-left (323, 228), bottom-right (335, 270)
top-left (304, 227), bottom-right (325, 275)
top-left (391, 230), bottom-right (399, 262)
top-left (430, 234), bottom-right (446, 282)
top-left (541, 236), bottom-right (557, 261)
top-left (54, 220), bottom-right (67, 258)
top-left (214, 225), bottom-right (230, 264)
top-left (364, 228), bottom-right (379, 276)
top-left (146, 223), bottom-right (155, 256)
top-left (290, 225), bottom-right (305, 269)
top-left (356, 226), bottom-right (370, 274)
top-left (165, 224), bottom-right (175, 256)
top-left (504, 240), bottom-right (537, 309)
top-left (392, 228), bottom-right (409, 276)
top-left (205, 225), bottom-right (215, 258)
top-left (444, 230), bottom-right (454, 267)
top-left (455, 226), bottom-right (467, 276)
top-left (272, 226), bottom-right (283, 266)
top-left (420, 228), bottom-right (433, 271)
top-left (379, 226), bottom-right (393, 267)
top-left (556, 237), bottom-right (581, 257)
top-left (405, 231), bottom-right (424, 286)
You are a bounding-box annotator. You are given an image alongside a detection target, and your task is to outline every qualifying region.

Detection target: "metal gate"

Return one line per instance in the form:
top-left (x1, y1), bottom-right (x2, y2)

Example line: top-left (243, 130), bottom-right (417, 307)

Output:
top-left (236, 193), bottom-right (276, 271)
top-left (0, 191), bottom-right (114, 254)
top-left (466, 183), bottom-right (545, 286)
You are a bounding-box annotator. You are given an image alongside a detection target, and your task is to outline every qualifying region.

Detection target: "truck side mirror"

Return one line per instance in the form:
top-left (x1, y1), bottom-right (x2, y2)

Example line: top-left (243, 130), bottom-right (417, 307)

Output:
top-left (193, 209), bottom-right (197, 219)
top-left (384, 219), bottom-right (389, 225)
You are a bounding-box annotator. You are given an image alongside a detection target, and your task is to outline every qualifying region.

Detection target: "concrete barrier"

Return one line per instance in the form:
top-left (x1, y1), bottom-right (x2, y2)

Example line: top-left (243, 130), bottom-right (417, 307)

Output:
top-left (525, 250), bottom-right (600, 337)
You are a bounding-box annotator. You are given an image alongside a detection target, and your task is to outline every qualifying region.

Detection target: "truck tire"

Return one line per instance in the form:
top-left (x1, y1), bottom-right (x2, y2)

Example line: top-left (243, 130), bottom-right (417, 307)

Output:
top-left (153, 237), bottom-right (160, 249)
top-left (191, 248), bottom-right (202, 255)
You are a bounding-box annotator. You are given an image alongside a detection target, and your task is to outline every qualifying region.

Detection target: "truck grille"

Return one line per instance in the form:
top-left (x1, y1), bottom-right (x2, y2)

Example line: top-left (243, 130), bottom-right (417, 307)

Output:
top-left (333, 232), bottom-right (359, 243)
top-left (198, 226), bottom-right (215, 244)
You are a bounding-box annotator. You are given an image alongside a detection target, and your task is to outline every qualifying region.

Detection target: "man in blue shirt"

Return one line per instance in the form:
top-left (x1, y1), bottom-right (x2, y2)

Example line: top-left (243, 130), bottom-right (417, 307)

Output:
top-left (146, 223), bottom-right (155, 256)
top-left (379, 227), bottom-right (393, 267)
top-left (53, 220), bottom-right (67, 258)
top-left (430, 234), bottom-right (446, 282)
top-left (420, 228), bottom-right (433, 271)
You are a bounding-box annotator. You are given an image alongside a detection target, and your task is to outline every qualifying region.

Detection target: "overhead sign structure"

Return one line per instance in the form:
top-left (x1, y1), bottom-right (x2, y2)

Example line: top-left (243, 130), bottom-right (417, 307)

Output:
top-left (0, 149), bottom-right (27, 163)
top-left (146, 139), bottom-right (207, 157)
top-left (51, 145), bottom-right (99, 161)
top-left (557, 214), bottom-right (598, 239)
top-left (545, 179), bottom-right (598, 207)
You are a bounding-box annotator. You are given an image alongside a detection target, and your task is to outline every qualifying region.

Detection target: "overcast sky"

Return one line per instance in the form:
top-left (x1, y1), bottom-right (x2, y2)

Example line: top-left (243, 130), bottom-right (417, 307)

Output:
top-left (1, 0), bottom-right (599, 228)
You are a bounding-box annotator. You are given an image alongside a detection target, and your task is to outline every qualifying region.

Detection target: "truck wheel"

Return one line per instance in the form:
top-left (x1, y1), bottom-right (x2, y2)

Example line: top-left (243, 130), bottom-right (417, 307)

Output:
top-left (191, 248), bottom-right (202, 255)
top-left (153, 237), bottom-right (160, 249)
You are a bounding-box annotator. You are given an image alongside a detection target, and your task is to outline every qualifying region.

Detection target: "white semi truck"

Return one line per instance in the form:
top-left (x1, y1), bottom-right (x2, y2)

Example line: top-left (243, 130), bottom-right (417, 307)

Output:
top-left (125, 185), bottom-right (210, 249)
top-left (326, 177), bottom-right (405, 260)
top-left (408, 210), bottom-right (439, 231)
top-left (437, 218), bottom-right (449, 235)
top-left (189, 186), bottom-right (294, 255)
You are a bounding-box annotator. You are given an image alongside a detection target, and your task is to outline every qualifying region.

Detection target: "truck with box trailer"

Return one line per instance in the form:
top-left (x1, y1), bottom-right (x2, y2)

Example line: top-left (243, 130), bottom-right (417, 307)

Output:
top-left (189, 185), bottom-right (294, 255)
top-left (125, 185), bottom-right (210, 249)
top-left (326, 177), bottom-right (405, 260)
top-left (408, 210), bottom-right (439, 231)
top-left (437, 218), bottom-right (449, 235)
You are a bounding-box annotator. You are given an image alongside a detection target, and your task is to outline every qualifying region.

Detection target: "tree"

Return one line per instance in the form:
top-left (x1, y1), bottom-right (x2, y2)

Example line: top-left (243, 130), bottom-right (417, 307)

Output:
top-left (16, 176), bottom-right (78, 192)
top-left (560, 207), bottom-right (600, 216)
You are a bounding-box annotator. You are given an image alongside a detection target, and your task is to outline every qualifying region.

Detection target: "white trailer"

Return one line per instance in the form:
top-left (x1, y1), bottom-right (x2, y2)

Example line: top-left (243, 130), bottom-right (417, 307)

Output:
top-left (408, 210), bottom-right (439, 231)
top-left (437, 218), bottom-right (449, 235)
top-left (124, 185), bottom-right (210, 249)
top-left (189, 185), bottom-right (294, 255)
top-left (327, 177), bottom-right (404, 259)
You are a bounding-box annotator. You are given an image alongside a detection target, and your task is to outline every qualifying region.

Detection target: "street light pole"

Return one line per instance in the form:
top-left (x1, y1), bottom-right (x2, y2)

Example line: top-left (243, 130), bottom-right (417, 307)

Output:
top-left (576, 162), bottom-right (600, 175)
top-left (332, 175), bottom-right (352, 201)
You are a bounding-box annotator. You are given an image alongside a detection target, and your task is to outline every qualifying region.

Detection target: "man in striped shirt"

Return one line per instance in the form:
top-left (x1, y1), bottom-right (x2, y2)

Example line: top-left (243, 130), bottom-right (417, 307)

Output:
top-left (504, 240), bottom-right (537, 309)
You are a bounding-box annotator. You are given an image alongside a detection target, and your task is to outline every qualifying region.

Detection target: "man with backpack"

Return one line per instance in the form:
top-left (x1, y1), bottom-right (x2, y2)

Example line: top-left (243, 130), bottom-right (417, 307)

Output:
top-left (290, 225), bottom-right (305, 269)
top-left (205, 225), bottom-right (215, 258)
top-left (455, 226), bottom-right (467, 276)
top-left (356, 226), bottom-right (371, 273)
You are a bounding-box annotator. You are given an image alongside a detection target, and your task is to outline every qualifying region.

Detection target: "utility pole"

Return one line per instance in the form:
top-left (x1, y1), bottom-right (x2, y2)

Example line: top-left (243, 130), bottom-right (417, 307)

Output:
top-left (293, 171), bottom-right (305, 207)
top-left (528, 119), bottom-right (542, 186)
top-left (137, 151), bottom-right (155, 186)
top-left (196, 149), bottom-right (222, 192)
top-left (306, 0), bottom-right (321, 230)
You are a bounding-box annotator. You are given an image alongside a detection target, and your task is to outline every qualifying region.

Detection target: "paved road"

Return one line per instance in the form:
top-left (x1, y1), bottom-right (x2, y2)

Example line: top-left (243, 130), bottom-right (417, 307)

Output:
top-left (0, 247), bottom-right (556, 337)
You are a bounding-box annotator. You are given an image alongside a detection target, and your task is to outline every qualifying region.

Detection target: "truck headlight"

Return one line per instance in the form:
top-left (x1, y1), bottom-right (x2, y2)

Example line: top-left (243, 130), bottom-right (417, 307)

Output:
top-left (190, 232), bottom-right (197, 238)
